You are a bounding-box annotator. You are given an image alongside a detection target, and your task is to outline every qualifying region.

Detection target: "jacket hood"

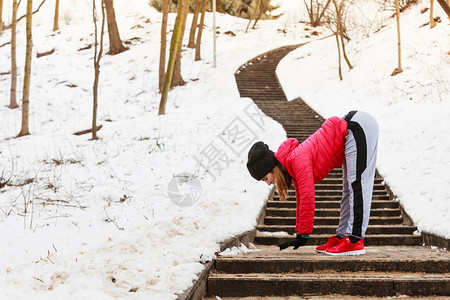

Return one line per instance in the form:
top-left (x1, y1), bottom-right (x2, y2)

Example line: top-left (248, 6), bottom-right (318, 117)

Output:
top-left (274, 138), bottom-right (299, 171)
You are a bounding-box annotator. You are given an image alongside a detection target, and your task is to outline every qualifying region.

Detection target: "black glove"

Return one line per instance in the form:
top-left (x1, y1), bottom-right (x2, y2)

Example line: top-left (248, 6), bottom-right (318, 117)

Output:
top-left (279, 234), bottom-right (309, 250)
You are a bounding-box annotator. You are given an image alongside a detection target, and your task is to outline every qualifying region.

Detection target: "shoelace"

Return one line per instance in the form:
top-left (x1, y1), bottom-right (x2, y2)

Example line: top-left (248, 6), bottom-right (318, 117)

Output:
top-left (333, 237), bottom-right (350, 248)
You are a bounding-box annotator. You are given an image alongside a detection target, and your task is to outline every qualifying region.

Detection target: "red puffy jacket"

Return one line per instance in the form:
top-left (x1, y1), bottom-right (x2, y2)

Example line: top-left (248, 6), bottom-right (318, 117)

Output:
top-left (274, 116), bottom-right (348, 235)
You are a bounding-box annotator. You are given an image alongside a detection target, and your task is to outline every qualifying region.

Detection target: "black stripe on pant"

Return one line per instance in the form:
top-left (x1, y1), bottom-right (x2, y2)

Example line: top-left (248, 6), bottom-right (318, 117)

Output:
top-left (345, 112), bottom-right (367, 238)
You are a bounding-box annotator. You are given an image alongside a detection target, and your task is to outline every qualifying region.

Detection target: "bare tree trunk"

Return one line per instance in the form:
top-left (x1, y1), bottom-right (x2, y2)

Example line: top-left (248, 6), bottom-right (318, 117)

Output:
top-left (245, 4), bottom-right (254, 33)
top-left (187, 0), bottom-right (202, 49)
top-left (317, 0), bottom-right (331, 25)
top-left (159, 0), bottom-right (186, 115)
top-left (92, 0), bottom-right (106, 140)
top-left (335, 1), bottom-right (352, 70)
top-left (335, 32), bottom-right (342, 81)
top-left (0, 0), bottom-right (3, 32)
top-left (9, 0), bottom-right (19, 109)
top-left (394, 0), bottom-right (403, 74)
top-left (215, 0), bottom-right (224, 13)
top-left (195, 0), bottom-right (207, 61)
top-left (159, 0), bottom-right (169, 92)
top-left (53, 0), bottom-right (59, 31)
top-left (252, 0), bottom-right (263, 29)
top-left (340, 33), bottom-right (352, 69)
top-left (331, 0), bottom-right (348, 79)
top-left (437, 0), bottom-right (450, 18)
top-left (171, 0), bottom-right (189, 88)
top-left (18, 0), bottom-right (33, 137)
top-left (245, 0), bottom-right (259, 33)
top-left (303, 0), bottom-right (331, 27)
top-left (303, 0), bottom-right (313, 24)
top-left (430, 0), bottom-right (436, 28)
top-left (104, 0), bottom-right (127, 55)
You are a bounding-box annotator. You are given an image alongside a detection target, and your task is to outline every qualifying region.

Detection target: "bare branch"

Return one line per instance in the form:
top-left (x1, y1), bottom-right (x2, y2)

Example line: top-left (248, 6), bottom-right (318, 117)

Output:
top-left (0, 41), bottom-right (11, 48)
top-left (4, 0), bottom-right (46, 28)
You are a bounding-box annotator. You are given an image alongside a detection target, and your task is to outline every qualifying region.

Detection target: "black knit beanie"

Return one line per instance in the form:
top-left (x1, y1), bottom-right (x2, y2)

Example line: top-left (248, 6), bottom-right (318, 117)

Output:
top-left (246, 141), bottom-right (277, 180)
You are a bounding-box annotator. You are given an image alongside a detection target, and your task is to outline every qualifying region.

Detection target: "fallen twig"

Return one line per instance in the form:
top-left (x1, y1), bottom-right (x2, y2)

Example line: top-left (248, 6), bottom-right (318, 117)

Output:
top-left (0, 41), bottom-right (11, 48)
top-left (37, 48), bottom-right (55, 58)
top-left (73, 125), bottom-right (102, 136)
top-left (78, 44), bottom-right (93, 51)
top-left (34, 277), bottom-right (44, 283)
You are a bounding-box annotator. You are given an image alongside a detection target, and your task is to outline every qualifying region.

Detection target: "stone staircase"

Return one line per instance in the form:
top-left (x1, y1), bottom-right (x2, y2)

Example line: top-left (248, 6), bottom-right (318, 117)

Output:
top-left (203, 45), bottom-right (450, 298)
top-left (255, 171), bottom-right (421, 247)
top-left (208, 245), bottom-right (450, 297)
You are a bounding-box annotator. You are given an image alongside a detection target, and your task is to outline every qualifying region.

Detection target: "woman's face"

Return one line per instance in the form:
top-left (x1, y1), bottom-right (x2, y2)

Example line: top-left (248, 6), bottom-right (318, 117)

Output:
top-left (261, 172), bottom-right (274, 186)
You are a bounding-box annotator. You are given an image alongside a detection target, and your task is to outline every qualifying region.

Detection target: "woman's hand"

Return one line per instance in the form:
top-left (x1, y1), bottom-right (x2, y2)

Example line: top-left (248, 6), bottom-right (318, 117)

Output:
top-left (279, 234), bottom-right (309, 250)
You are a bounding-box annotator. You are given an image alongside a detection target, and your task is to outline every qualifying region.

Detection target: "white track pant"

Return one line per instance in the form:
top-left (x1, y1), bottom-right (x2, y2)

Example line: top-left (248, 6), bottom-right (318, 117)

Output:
top-left (336, 111), bottom-right (379, 239)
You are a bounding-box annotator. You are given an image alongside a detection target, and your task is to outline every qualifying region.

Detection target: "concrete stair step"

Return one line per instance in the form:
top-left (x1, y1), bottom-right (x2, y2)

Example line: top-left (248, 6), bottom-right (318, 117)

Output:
top-left (238, 89), bottom-right (286, 94)
top-left (236, 84), bottom-right (282, 89)
top-left (207, 272), bottom-right (450, 297)
top-left (239, 92), bottom-right (287, 98)
top-left (282, 133), bottom-right (319, 138)
top-left (314, 172), bottom-right (343, 178)
top-left (314, 190), bottom-right (387, 196)
top-left (320, 178), bottom-right (384, 184)
top-left (276, 120), bottom-right (322, 127)
top-left (274, 194), bottom-right (391, 201)
top-left (254, 234), bottom-right (422, 246)
top-left (267, 200), bottom-right (399, 209)
top-left (256, 225), bottom-right (416, 235)
top-left (204, 297), bottom-right (450, 300)
top-left (257, 108), bottom-right (321, 113)
top-left (236, 73), bottom-right (278, 78)
top-left (260, 108), bottom-right (315, 113)
top-left (238, 80), bottom-right (280, 86)
top-left (314, 183), bottom-right (386, 190)
top-left (215, 246), bottom-right (450, 274)
top-left (264, 216), bottom-right (404, 226)
top-left (275, 118), bottom-right (320, 121)
top-left (278, 119), bottom-right (325, 125)
top-left (266, 208), bottom-right (401, 218)
top-left (208, 246), bottom-right (450, 297)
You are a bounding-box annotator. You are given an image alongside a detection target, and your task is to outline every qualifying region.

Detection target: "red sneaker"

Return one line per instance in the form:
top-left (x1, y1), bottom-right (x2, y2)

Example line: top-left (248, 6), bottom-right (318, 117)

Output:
top-left (315, 235), bottom-right (343, 253)
top-left (326, 237), bottom-right (365, 256)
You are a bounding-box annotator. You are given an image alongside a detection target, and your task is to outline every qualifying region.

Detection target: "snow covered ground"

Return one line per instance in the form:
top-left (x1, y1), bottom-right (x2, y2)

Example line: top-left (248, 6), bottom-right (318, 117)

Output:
top-left (0, 0), bottom-right (448, 299)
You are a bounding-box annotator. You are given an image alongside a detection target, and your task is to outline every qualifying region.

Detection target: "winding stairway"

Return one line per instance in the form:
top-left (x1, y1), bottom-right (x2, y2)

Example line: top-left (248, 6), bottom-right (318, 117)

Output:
top-left (205, 45), bottom-right (450, 298)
